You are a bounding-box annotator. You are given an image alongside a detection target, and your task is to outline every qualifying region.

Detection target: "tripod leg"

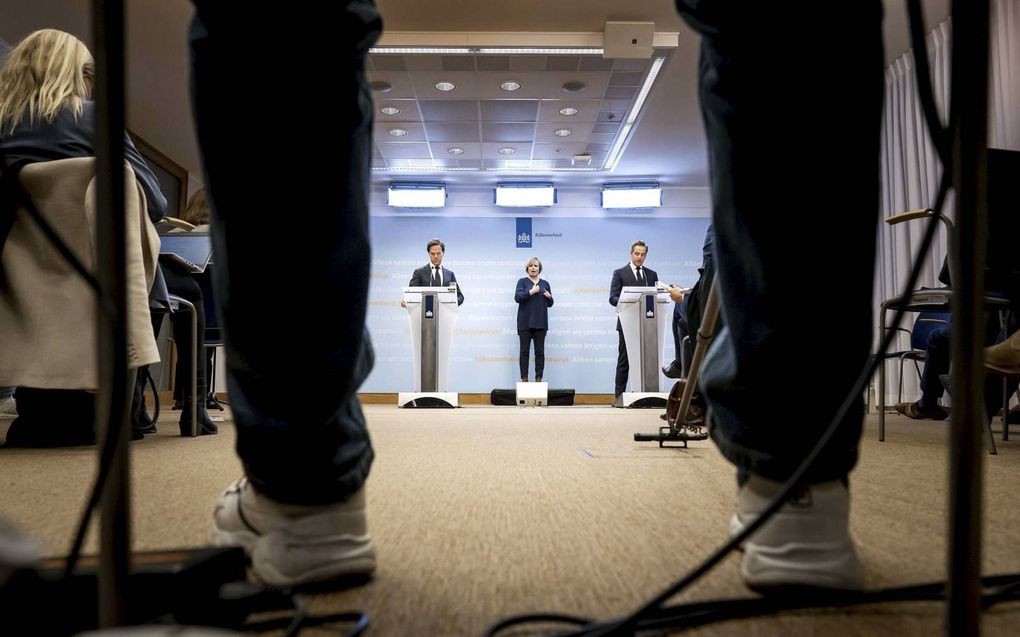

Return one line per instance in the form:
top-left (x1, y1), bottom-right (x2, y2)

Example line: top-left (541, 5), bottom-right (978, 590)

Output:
top-left (674, 278), bottom-right (721, 426)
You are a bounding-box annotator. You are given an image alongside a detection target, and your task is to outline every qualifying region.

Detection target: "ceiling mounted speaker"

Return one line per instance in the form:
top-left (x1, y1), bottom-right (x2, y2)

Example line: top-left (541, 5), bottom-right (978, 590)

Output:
top-left (603, 22), bottom-right (654, 59)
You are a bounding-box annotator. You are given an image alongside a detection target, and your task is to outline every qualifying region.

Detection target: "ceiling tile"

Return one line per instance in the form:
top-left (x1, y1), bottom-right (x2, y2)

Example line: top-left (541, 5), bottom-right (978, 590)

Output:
top-left (538, 72), bottom-right (612, 99)
top-left (537, 99), bottom-right (601, 122)
top-left (592, 121), bottom-right (622, 134)
top-left (509, 56), bottom-right (547, 72)
top-left (532, 142), bottom-right (588, 159)
top-left (482, 142), bottom-right (534, 159)
top-left (372, 56), bottom-right (407, 72)
top-left (441, 56), bottom-right (475, 71)
top-left (425, 122), bottom-right (481, 142)
top-left (476, 56), bottom-right (511, 72)
top-left (605, 86), bottom-right (637, 100)
top-left (480, 99), bottom-right (540, 122)
top-left (596, 111), bottom-right (626, 123)
top-left (429, 141), bottom-right (482, 159)
top-left (377, 143), bottom-right (432, 159)
top-left (367, 71), bottom-right (416, 98)
top-left (609, 72), bottom-right (644, 87)
top-left (579, 57), bottom-right (615, 72)
top-left (373, 121), bottom-right (427, 142)
top-left (419, 100), bottom-right (479, 121)
top-left (411, 71), bottom-right (481, 98)
top-left (375, 99), bottom-right (420, 122)
top-left (481, 122), bottom-right (536, 142)
top-left (535, 121), bottom-right (594, 142)
top-left (545, 56), bottom-right (580, 72)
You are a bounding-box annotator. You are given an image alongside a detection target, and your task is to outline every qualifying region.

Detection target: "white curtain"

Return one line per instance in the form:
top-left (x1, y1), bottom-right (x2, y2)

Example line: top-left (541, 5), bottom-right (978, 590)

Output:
top-left (876, 0), bottom-right (1020, 406)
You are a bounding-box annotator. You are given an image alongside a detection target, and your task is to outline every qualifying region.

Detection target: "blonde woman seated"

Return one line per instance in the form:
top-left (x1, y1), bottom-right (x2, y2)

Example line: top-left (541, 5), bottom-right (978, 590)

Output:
top-left (514, 257), bottom-right (554, 382)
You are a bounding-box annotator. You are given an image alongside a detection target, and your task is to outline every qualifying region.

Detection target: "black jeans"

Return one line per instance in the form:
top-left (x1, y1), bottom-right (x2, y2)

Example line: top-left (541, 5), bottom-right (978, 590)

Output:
top-left (188, 0), bottom-right (381, 505)
top-left (519, 329), bottom-right (547, 380)
top-left (677, 1), bottom-right (885, 483)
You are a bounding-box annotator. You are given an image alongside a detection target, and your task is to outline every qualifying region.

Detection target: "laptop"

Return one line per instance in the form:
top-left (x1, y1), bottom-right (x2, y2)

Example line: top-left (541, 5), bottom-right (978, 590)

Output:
top-left (158, 233), bottom-right (213, 273)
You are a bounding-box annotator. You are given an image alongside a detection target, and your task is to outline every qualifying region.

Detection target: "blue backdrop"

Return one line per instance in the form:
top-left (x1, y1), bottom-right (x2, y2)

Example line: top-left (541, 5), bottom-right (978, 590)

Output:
top-left (363, 216), bottom-right (711, 393)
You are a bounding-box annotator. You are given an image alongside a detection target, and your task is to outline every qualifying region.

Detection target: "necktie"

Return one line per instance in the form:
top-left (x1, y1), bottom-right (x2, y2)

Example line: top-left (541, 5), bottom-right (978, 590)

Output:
top-left (637, 266), bottom-right (644, 285)
top-left (432, 267), bottom-right (440, 286)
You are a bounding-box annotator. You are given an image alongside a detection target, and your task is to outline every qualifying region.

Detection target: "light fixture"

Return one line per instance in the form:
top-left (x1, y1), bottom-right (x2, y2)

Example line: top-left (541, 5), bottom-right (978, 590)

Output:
top-left (388, 182), bottom-right (446, 208)
top-left (572, 154), bottom-right (592, 166)
top-left (605, 56), bottom-right (667, 170)
top-left (388, 128), bottom-right (408, 137)
top-left (561, 81), bottom-right (586, 93)
top-left (495, 182), bottom-right (556, 207)
top-left (559, 107), bottom-right (579, 116)
top-left (601, 182), bottom-right (662, 209)
top-left (447, 147), bottom-right (465, 155)
top-left (499, 80), bottom-right (522, 92)
top-left (434, 81), bottom-right (456, 91)
top-left (370, 47), bottom-right (604, 55)
top-left (380, 106), bottom-right (400, 115)
top-left (553, 128), bottom-right (572, 137)
top-left (498, 147), bottom-right (516, 156)
top-left (369, 81), bottom-right (392, 92)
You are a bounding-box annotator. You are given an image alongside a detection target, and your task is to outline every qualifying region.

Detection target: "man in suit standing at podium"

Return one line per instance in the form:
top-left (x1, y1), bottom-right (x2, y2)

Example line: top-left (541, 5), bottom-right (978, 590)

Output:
top-left (407, 238), bottom-right (464, 306)
top-left (609, 240), bottom-right (657, 405)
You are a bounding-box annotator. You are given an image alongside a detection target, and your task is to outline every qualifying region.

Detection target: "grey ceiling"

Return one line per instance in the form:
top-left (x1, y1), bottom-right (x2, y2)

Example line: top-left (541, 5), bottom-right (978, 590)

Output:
top-left (368, 53), bottom-right (666, 172)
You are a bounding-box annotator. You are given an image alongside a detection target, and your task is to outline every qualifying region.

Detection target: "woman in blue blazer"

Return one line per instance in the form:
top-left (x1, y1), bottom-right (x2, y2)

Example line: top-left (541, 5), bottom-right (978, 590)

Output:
top-left (514, 257), bottom-right (554, 382)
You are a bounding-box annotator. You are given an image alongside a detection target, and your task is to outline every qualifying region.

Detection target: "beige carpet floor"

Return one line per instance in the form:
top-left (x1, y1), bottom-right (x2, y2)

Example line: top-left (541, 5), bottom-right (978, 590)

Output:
top-left (1, 405), bottom-right (1019, 635)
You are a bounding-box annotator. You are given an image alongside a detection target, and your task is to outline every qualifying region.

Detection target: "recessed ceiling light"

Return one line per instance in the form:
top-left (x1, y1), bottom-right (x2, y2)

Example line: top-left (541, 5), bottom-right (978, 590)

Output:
top-left (369, 81), bottom-right (392, 92)
top-left (388, 128), bottom-right (408, 137)
top-left (500, 81), bottom-right (522, 92)
top-left (434, 81), bottom-right (456, 91)
top-left (561, 81), bottom-right (586, 93)
top-left (553, 128), bottom-right (572, 137)
top-left (380, 106), bottom-right (400, 115)
top-left (498, 147), bottom-right (516, 155)
top-left (447, 147), bottom-right (465, 155)
top-left (559, 107), bottom-right (579, 116)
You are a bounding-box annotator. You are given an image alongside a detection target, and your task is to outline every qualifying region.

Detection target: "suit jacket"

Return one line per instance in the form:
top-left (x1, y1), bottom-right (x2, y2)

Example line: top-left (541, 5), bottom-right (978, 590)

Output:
top-left (409, 264), bottom-right (464, 306)
top-left (609, 263), bottom-right (658, 331)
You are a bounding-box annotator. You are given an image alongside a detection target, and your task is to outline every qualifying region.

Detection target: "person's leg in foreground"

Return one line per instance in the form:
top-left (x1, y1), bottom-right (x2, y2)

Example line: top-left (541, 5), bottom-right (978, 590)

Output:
top-left (676, 1), bottom-right (885, 590)
top-left (189, 0), bottom-right (382, 587)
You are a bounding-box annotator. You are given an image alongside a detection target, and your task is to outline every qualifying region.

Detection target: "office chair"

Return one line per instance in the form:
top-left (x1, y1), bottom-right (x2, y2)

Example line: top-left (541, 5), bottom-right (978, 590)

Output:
top-left (877, 208), bottom-right (1011, 453)
top-left (193, 267), bottom-right (226, 410)
top-left (150, 294), bottom-right (199, 436)
top-left (882, 310), bottom-right (951, 404)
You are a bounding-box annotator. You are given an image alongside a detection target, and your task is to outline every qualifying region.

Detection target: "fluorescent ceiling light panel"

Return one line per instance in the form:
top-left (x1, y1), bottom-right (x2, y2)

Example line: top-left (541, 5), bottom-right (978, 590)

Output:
top-left (387, 182), bottom-right (446, 208)
top-left (495, 183), bottom-right (556, 207)
top-left (605, 56), bottom-right (666, 171)
top-left (602, 183), bottom-right (662, 209)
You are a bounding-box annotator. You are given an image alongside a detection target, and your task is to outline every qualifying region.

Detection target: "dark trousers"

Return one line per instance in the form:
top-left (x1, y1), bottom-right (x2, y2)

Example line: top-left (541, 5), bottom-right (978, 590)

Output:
top-left (518, 329), bottom-right (546, 380)
top-left (670, 303), bottom-right (686, 365)
top-left (615, 331), bottom-right (628, 396)
top-left (188, 0), bottom-right (380, 505)
top-left (159, 259), bottom-right (207, 400)
top-left (678, 1), bottom-right (884, 483)
top-left (919, 325), bottom-right (951, 409)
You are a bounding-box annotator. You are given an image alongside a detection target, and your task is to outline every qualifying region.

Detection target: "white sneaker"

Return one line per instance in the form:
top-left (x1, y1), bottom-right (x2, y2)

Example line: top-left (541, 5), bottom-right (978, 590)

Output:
top-left (209, 478), bottom-right (376, 587)
top-left (736, 475), bottom-right (862, 591)
top-left (0, 397), bottom-right (17, 419)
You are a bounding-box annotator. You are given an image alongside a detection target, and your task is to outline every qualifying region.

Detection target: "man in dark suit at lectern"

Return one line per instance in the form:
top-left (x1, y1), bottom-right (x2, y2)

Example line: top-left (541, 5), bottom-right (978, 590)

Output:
top-left (407, 238), bottom-right (464, 306)
top-left (609, 240), bottom-right (657, 405)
